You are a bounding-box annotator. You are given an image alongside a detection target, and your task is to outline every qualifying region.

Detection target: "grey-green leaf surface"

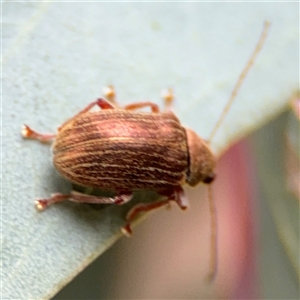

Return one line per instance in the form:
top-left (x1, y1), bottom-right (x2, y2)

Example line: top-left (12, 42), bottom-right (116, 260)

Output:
top-left (2, 2), bottom-right (298, 299)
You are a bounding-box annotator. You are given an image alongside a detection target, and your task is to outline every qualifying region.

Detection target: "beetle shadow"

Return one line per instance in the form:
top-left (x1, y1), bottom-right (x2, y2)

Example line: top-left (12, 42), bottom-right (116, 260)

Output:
top-left (47, 167), bottom-right (73, 194)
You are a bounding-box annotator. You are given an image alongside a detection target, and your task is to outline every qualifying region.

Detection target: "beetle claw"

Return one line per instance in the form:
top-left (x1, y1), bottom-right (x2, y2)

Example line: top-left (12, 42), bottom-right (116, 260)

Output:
top-left (121, 224), bottom-right (132, 237)
top-left (35, 199), bottom-right (48, 211)
top-left (22, 124), bottom-right (55, 142)
top-left (35, 193), bottom-right (71, 210)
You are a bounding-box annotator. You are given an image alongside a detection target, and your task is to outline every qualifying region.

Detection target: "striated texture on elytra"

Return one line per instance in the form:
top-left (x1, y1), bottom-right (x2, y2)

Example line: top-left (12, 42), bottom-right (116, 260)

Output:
top-left (53, 110), bottom-right (188, 191)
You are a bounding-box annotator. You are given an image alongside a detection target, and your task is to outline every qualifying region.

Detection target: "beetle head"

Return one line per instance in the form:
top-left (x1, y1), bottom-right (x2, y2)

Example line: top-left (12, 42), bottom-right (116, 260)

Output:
top-left (185, 128), bottom-right (216, 186)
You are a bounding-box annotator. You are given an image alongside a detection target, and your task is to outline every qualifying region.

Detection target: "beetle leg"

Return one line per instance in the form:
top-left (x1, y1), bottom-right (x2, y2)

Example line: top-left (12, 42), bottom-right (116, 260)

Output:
top-left (103, 86), bottom-right (161, 113)
top-left (121, 199), bottom-right (171, 236)
top-left (58, 98), bottom-right (117, 129)
top-left (123, 89), bottom-right (174, 113)
top-left (103, 86), bottom-right (170, 113)
top-left (121, 187), bottom-right (189, 236)
top-left (22, 125), bottom-right (56, 142)
top-left (124, 102), bottom-right (160, 113)
top-left (69, 190), bottom-right (133, 205)
top-left (35, 190), bottom-right (133, 210)
top-left (161, 88), bottom-right (174, 112)
top-left (23, 98), bottom-right (117, 140)
top-left (160, 186), bottom-right (189, 210)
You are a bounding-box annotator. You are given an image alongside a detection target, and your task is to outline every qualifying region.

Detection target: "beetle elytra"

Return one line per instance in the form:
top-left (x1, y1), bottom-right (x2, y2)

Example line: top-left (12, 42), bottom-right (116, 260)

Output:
top-left (22, 22), bottom-right (270, 281)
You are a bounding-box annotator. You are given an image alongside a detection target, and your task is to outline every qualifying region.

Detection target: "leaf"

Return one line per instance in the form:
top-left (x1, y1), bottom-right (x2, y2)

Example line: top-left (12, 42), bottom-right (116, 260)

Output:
top-left (2, 2), bottom-right (298, 299)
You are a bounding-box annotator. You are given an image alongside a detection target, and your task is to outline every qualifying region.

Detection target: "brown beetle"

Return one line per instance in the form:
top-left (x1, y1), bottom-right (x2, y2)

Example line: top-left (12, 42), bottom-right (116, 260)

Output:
top-left (22, 90), bottom-right (215, 224)
top-left (22, 22), bottom-right (270, 281)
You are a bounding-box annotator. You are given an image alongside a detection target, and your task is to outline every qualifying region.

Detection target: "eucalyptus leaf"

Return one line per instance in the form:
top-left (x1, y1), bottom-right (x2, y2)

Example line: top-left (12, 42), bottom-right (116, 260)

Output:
top-left (2, 2), bottom-right (298, 299)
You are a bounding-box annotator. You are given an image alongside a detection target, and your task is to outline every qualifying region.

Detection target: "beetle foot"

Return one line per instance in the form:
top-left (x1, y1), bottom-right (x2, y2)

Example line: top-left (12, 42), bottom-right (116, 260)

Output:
top-left (121, 224), bottom-right (132, 237)
top-left (22, 125), bottom-right (56, 142)
top-left (103, 85), bottom-right (117, 104)
top-left (35, 193), bottom-right (71, 211)
top-left (174, 186), bottom-right (189, 210)
top-left (35, 199), bottom-right (48, 211)
top-left (161, 88), bottom-right (174, 112)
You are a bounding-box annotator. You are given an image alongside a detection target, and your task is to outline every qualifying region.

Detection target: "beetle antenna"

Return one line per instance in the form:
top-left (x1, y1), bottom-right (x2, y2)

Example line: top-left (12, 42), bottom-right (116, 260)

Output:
top-left (204, 22), bottom-right (270, 282)
top-left (208, 21), bottom-right (270, 144)
top-left (205, 184), bottom-right (218, 283)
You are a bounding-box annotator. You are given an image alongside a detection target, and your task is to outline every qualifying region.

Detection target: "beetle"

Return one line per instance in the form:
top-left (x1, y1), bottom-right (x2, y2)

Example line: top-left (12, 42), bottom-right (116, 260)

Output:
top-left (22, 22), bottom-right (270, 281)
top-left (22, 89), bottom-right (215, 228)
